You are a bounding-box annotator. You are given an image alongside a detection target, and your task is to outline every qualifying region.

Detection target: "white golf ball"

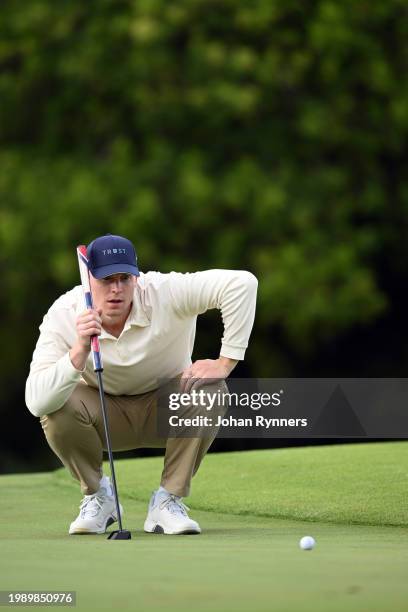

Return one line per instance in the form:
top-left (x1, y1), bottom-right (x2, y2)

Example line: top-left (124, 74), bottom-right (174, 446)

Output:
top-left (299, 536), bottom-right (316, 550)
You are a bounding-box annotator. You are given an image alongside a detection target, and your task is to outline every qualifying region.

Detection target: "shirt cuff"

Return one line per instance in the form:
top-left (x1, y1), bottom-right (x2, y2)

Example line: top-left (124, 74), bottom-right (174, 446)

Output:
top-left (220, 343), bottom-right (246, 361)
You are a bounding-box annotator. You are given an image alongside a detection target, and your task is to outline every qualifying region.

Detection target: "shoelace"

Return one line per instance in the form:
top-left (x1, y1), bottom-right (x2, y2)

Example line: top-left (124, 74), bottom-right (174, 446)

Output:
top-left (79, 493), bottom-right (109, 518)
top-left (159, 494), bottom-right (190, 516)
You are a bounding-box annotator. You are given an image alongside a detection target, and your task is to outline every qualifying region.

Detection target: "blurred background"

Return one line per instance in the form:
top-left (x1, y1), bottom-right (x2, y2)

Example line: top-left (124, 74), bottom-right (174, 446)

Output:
top-left (1, 0), bottom-right (407, 474)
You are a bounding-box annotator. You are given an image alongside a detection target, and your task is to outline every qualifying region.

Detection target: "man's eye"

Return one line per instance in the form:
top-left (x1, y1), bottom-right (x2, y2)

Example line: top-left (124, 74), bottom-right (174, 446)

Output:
top-left (103, 275), bottom-right (131, 282)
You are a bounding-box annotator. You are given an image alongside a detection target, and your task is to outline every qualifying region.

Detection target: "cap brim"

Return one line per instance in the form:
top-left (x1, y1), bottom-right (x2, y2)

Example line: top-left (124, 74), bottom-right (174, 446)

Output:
top-left (90, 264), bottom-right (140, 279)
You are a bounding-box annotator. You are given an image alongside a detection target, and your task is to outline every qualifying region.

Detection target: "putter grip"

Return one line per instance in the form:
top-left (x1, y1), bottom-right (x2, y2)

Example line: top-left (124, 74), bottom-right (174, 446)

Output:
top-left (76, 245), bottom-right (103, 372)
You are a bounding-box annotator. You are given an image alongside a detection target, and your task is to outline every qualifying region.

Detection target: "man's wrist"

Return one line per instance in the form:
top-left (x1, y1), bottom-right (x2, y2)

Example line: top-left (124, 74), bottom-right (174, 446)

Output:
top-left (218, 356), bottom-right (239, 377)
top-left (69, 342), bottom-right (90, 372)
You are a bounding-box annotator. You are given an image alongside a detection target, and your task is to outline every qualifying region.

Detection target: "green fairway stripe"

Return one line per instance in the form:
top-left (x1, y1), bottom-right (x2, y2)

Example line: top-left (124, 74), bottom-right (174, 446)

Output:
top-left (35, 441), bottom-right (407, 528)
top-left (2, 443), bottom-right (408, 612)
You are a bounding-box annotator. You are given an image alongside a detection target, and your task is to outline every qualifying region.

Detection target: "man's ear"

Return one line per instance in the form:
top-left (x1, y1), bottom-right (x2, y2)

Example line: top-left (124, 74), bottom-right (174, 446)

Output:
top-left (89, 271), bottom-right (97, 288)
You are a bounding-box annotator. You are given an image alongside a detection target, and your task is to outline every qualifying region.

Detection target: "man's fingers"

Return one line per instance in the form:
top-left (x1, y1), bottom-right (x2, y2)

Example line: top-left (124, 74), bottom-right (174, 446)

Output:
top-left (78, 323), bottom-right (102, 335)
top-left (80, 329), bottom-right (101, 338)
top-left (179, 375), bottom-right (189, 393)
top-left (179, 358), bottom-right (228, 396)
top-left (79, 320), bottom-right (102, 330)
top-left (78, 319), bottom-right (102, 339)
top-left (183, 375), bottom-right (202, 394)
top-left (180, 369), bottom-right (194, 393)
top-left (79, 312), bottom-right (102, 324)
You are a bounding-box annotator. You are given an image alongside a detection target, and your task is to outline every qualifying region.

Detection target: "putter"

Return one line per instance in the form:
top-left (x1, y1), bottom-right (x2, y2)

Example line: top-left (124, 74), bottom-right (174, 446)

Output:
top-left (77, 245), bottom-right (131, 540)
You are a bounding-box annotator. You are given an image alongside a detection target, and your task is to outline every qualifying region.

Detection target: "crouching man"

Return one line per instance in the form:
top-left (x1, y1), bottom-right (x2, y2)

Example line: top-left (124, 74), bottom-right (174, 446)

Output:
top-left (25, 234), bottom-right (258, 535)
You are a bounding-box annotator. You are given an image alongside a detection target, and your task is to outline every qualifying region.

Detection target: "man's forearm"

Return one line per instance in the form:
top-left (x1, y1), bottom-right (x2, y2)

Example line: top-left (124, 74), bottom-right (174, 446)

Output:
top-left (25, 351), bottom-right (86, 418)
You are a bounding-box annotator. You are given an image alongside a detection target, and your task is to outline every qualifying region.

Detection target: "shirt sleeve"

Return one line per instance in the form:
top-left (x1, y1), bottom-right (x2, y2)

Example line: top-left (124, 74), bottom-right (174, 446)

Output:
top-left (25, 311), bottom-right (85, 418)
top-left (167, 269), bottom-right (258, 360)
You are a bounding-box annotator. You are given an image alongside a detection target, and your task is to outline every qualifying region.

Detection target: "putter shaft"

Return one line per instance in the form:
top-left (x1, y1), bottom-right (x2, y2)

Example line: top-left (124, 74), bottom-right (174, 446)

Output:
top-left (96, 370), bottom-right (124, 533)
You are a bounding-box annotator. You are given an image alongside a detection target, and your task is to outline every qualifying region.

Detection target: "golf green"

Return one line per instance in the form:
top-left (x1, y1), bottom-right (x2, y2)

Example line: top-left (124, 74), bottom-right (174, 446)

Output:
top-left (1, 442), bottom-right (407, 611)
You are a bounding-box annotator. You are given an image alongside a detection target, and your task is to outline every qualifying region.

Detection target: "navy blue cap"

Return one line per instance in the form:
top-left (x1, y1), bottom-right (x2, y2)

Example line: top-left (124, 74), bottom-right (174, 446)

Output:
top-left (86, 234), bottom-right (140, 279)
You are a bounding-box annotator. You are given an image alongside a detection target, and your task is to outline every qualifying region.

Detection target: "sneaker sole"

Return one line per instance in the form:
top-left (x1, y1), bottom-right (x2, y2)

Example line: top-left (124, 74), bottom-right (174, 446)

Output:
top-left (144, 519), bottom-right (201, 535)
top-left (69, 515), bottom-right (117, 535)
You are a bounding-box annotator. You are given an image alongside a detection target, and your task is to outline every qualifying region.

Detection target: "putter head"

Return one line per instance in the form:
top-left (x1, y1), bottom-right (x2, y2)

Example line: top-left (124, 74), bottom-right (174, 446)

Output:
top-left (107, 529), bottom-right (132, 540)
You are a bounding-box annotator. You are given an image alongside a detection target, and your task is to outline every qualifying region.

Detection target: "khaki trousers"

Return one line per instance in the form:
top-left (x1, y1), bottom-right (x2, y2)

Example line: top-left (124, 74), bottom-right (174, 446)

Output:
top-left (39, 376), bottom-right (228, 498)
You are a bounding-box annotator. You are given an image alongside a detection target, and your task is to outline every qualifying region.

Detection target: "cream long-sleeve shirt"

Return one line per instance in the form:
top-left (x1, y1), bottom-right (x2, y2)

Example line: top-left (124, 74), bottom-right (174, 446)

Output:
top-left (25, 269), bottom-right (258, 418)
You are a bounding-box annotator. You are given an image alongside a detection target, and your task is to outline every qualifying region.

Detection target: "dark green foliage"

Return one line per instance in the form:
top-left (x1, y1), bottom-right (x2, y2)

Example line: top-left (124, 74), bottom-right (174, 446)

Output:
top-left (1, 0), bottom-right (407, 381)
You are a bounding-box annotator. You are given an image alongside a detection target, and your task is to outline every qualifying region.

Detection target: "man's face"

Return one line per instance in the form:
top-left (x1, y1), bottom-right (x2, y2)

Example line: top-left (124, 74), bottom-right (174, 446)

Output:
top-left (89, 273), bottom-right (137, 323)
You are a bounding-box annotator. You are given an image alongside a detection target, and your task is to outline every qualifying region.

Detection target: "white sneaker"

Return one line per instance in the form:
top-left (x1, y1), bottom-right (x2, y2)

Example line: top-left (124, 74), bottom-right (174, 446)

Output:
top-left (144, 489), bottom-right (201, 535)
top-left (69, 488), bottom-right (124, 535)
